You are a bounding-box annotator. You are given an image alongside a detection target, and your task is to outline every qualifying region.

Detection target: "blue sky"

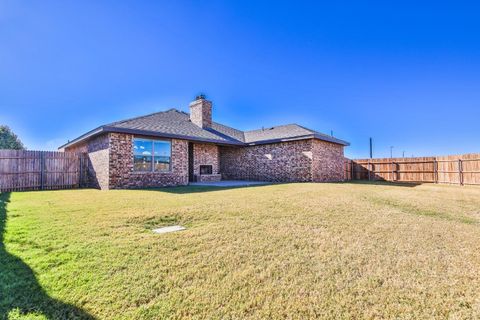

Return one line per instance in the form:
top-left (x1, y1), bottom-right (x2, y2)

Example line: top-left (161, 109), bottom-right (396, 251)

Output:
top-left (1, 1), bottom-right (479, 158)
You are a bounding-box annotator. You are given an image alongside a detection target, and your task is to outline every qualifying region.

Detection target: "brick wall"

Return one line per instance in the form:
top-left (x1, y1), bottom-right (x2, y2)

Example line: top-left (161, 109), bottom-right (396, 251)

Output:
top-left (66, 133), bottom-right (345, 189)
top-left (311, 139), bottom-right (345, 182)
top-left (220, 140), bottom-right (314, 182)
top-left (220, 139), bottom-right (345, 183)
top-left (65, 134), bottom-right (110, 189)
top-left (193, 143), bottom-right (219, 175)
top-left (192, 143), bottom-right (221, 182)
top-left (67, 133), bottom-right (188, 189)
top-left (189, 98), bottom-right (212, 128)
top-left (109, 133), bottom-right (188, 189)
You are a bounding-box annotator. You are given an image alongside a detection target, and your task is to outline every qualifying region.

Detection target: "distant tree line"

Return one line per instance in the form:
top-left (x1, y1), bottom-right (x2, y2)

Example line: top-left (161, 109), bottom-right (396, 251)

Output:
top-left (0, 125), bottom-right (25, 150)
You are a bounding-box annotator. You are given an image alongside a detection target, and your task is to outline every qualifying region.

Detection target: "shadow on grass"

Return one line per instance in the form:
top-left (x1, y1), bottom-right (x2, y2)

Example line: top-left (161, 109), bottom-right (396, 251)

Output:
top-left (0, 192), bottom-right (95, 319)
top-left (121, 180), bottom-right (422, 195)
top-left (344, 180), bottom-right (422, 188)
top-left (141, 184), bottom-right (272, 194)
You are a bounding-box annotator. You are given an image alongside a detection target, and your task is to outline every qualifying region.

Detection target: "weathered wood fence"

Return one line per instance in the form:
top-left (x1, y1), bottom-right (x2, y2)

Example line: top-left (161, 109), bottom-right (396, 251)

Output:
top-left (345, 153), bottom-right (480, 186)
top-left (0, 150), bottom-right (88, 192)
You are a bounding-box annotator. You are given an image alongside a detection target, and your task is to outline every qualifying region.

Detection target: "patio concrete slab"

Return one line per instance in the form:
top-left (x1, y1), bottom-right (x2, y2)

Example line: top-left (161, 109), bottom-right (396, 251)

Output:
top-left (189, 180), bottom-right (270, 187)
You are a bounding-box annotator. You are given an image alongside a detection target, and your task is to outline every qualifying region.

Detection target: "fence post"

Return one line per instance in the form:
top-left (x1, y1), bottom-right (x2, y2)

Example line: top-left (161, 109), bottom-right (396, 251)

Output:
top-left (40, 152), bottom-right (45, 190)
top-left (16, 150), bottom-right (20, 191)
top-left (368, 160), bottom-right (371, 181)
top-left (391, 160), bottom-right (395, 181)
top-left (459, 159), bottom-right (463, 186)
top-left (395, 161), bottom-right (398, 181)
top-left (434, 159), bottom-right (438, 184)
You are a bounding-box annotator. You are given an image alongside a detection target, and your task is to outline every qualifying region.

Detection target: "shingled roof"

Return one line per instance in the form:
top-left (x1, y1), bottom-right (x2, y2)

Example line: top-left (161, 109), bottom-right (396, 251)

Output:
top-left (59, 108), bottom-right (349, 149)
top-left (243, 124), bottom-right (347, 145)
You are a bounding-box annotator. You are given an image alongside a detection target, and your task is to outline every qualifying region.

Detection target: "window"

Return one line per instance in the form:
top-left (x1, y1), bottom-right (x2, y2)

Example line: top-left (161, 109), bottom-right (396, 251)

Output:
top-left (153, 140), bottom-right (171, 171)
top-left (133, 138), bottom-right (171, 172)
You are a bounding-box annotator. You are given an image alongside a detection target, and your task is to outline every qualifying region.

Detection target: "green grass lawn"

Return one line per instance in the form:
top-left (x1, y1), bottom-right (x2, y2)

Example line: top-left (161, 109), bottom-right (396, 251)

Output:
top-left (2, 182), bottom-right (480, 319)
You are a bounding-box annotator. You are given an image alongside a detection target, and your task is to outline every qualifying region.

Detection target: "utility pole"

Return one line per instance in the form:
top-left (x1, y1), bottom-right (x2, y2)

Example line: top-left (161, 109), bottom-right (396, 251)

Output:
top-left (402, 151), bottom-right (405, 158)
top-left (390, 146), bottom-right (394, 159)
top-left (369, 138), bottom-right (373, 159)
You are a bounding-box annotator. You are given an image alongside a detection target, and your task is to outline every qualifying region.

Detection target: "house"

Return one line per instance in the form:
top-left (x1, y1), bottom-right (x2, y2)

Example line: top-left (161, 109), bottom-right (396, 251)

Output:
top-left (60, 95), bottom-right (349, 189)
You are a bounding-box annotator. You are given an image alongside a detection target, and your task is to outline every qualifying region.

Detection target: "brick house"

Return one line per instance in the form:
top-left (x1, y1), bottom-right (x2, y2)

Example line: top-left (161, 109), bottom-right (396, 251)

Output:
top-left (60, 96), bottom-right (349, 189)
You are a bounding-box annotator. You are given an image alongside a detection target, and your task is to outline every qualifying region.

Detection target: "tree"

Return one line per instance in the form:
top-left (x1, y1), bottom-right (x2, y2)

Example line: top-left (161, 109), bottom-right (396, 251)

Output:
top-left (0, 125), bottom-right (25, 150)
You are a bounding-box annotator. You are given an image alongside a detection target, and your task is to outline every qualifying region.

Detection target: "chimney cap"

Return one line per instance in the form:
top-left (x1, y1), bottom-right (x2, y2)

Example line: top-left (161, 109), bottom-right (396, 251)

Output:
top-left (195, 93), bottom-right (207, 100)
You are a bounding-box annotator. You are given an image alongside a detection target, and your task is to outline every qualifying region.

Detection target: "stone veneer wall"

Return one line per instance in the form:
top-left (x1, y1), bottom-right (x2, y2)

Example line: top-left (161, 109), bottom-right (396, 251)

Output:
top-left (65, 134), bottom-right (110, 189)
top-left (220, 139), bottom-right (345, 183)
top-left (311, 139), bottom-right (345, 182)
top-left (108, 133), bottom-right (188, 189)
top-left (220, 140), bottom-right (314, 182)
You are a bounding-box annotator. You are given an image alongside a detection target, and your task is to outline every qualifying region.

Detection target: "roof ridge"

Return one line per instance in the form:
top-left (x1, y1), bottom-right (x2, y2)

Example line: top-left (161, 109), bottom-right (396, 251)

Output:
top-left (212, 120), bottom-right (244, 132)
top-left (211, 120), bottom-right (246, 141)
top-left (292, 123), bottom-right (316, 134)
top-left (107, 108), bottom-right (182, 126)
top-left (295, 123), bottom-right (333, 137)
top-left (245, 123), bottom-right (304, 133)
top-left (170, 108), bottom-right (189, 115)
top-left (293, 123), bottom-right (347, 143)
top-left (204, 127), bottom-right (244, 143)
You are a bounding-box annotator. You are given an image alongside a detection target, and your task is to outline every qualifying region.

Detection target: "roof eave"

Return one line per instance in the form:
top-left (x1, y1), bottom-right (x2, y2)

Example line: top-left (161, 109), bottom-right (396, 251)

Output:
top-left (312, 133), bottom-right (350, 146)
top-left (246, 134), bottom-right (349, 146)
top-left (59, 126), bottom-right (245, 149)
top-left (58, 126), bottom-right (105, 150)
top-left (246, 134), bottom-right (316, 146)
top-left (59, 126), bottom-right (348, 150)
top-left (104, 126), bottom-right (245, 146)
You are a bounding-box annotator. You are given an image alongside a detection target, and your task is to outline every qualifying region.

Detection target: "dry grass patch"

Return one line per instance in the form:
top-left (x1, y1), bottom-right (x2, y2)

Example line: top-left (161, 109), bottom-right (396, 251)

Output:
top-left (1, 182), bottom-right (480, 319)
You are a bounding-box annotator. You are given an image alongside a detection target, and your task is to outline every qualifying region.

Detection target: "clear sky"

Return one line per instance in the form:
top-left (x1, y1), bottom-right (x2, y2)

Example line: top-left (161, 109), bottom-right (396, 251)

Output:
top-left (1, 1), bottom-right (479, 158)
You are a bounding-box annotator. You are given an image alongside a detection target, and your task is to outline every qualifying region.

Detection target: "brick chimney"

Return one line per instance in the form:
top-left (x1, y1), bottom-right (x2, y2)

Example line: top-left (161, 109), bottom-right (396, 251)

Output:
top-left (189, 94), bottom-right (212, 128)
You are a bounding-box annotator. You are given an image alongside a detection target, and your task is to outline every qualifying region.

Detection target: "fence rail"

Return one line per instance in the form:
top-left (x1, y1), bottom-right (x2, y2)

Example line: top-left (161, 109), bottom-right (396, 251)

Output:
top-left (345, 153), bottom-right (480, 186)
top-left (0, 150), bottom-right (88, 192)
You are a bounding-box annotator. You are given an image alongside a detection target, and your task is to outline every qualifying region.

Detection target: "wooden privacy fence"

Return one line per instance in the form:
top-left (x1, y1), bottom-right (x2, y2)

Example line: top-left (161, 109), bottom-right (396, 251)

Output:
top-left (344, 153), bottom-right (480, 186)
top-left (0, 150), bottom-right (88, 192)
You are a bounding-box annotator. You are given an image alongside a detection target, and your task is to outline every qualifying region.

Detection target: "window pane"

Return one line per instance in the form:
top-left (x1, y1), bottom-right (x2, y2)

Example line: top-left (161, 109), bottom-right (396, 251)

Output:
top-left (133, 139), bottom-right (153, 171)
top-left (154, 140), bottom-right (171, 171)
top-left (134, 155), bottom-right (152, 171)
top-left (133, 139), bottom-right (153, 156)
